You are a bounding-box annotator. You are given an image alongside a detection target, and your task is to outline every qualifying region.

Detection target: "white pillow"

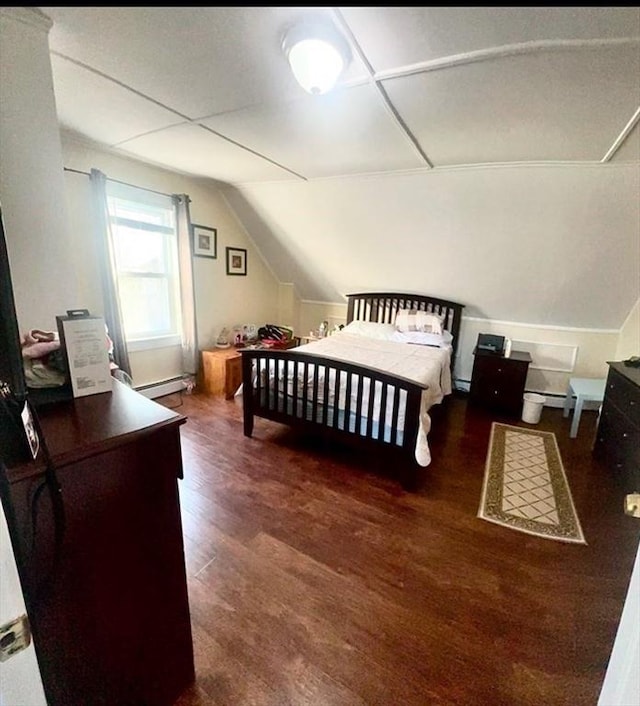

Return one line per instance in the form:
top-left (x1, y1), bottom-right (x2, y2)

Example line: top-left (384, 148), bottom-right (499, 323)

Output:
top-left (391, 329), bottom-right (453, 348)
top-left (395, 309), bottom-right (444, 335)
top-left (342, 320), bottom-right (397, 340)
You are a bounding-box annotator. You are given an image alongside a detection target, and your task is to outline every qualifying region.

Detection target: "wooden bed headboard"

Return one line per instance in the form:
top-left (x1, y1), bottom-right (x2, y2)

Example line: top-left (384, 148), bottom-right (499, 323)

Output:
top-left (346, 291), bottom-right (465, 363)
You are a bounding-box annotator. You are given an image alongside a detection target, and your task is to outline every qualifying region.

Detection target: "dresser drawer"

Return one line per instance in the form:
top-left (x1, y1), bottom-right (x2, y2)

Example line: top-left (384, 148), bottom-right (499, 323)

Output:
top-left (469, 352), bottom-right (530, 417)
top-left (605, 367), bottom-right (640, 427)
top-left (472, 355), bottom-right (527, 383)
top-left (595, 402), bottom-right (640, 488)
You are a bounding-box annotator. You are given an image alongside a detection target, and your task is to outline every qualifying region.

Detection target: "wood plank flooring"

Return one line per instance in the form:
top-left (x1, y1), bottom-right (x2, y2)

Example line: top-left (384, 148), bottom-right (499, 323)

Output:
top-left (163, 390), bottom-right (640, 706)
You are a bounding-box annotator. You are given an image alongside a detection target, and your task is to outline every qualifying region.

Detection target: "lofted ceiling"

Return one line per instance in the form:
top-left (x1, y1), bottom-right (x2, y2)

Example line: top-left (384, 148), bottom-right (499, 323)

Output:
top-left (42, 6), bottom-right (640, 183)
top-left (30, 7), bottom-right (640, 329)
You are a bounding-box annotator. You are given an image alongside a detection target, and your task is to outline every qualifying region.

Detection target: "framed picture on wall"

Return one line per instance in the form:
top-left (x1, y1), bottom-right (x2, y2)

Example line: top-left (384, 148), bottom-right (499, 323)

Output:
top-left (192, 225), bottom-right (217, 258)
top-left (226, 247), bottom-right (247, 276)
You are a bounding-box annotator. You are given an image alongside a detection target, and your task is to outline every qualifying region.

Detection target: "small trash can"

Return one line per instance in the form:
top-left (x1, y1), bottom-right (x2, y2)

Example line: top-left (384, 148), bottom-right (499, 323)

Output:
top-left (521, 393), bottom-right (546, 424)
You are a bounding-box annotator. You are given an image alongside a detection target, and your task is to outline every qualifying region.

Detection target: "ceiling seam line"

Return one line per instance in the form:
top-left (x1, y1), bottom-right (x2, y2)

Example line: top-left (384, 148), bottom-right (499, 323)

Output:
top-left (196, 124), bottom-right (307, 180)
top-left (51, 50), bottom-right (307, 180)
top-left (330, 6), bottom-right (434, 170)
top-left (50, 50), bottom-right (193, 121)
top-left (601, 106), bottom-right (640, 162)
top-left (373, 36), bottom-right (640, 82)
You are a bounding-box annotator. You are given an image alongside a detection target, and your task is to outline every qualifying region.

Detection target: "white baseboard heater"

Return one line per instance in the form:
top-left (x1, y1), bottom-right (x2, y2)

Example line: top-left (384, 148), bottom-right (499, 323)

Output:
top-left (135, 377), bottom-right (186, 400)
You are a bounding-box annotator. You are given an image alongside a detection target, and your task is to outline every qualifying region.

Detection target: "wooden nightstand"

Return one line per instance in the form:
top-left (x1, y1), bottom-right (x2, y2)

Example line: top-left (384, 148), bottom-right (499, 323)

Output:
top-left (469, 348), bottom-right (532, 417)
top-left (201, 348), bottom-right (242, 399)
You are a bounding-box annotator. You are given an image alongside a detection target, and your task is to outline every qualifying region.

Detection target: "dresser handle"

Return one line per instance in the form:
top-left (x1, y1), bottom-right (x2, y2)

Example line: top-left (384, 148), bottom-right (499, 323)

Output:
top-left (622, 433), bottom-right (629, 438)
top-left (493, 390), bottom-right (498, 395)
top-left (630, 401), bottom-right (635, 406)
top-left (497, 368), bottom-right (502, 373)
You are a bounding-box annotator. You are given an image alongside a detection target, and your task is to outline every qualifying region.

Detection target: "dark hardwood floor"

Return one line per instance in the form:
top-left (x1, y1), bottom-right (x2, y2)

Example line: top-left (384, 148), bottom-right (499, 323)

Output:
top-left (162, 390), bottom-right (639, 706)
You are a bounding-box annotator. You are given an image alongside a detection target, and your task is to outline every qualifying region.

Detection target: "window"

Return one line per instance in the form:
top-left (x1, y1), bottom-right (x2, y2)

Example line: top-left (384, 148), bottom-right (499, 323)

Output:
top-left (106, 181), bottom-right (182, 350)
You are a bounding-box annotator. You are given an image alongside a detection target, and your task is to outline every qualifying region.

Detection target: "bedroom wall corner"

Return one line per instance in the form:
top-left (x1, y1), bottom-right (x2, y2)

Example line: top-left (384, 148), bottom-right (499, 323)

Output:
top-left (277, 282), bottom-right (301, 333)
top-left (615, 298), bottom-right (640, 360)
top-left (299, 300), bottom-right (348, 337)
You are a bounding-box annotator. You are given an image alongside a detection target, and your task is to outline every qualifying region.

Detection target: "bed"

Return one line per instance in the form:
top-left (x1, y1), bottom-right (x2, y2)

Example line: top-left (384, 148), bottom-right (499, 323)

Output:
top-left (240, 292), bottom-right (465, 490)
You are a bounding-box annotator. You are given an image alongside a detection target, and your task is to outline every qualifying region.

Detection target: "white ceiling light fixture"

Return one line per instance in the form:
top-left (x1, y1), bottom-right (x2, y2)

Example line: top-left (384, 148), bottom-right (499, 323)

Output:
top-left (282, 17), bottom-right (351, 95)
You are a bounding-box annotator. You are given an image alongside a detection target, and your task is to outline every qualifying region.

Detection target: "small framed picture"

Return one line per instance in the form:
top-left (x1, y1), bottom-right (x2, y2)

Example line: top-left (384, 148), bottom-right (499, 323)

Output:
top-left (226, 247), bottom-right (247, 276)
top-left (192, 225), bottom-right (217, 258)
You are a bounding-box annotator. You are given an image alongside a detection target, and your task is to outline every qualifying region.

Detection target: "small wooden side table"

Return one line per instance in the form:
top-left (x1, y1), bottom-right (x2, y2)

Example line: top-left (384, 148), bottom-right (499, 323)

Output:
top-left (200, 348), bottom-right (242, 399)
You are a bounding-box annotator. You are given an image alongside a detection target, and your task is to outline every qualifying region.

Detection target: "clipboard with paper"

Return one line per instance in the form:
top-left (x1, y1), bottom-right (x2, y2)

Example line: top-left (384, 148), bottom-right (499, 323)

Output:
top-left (56, 309), bottom-right (112, 398)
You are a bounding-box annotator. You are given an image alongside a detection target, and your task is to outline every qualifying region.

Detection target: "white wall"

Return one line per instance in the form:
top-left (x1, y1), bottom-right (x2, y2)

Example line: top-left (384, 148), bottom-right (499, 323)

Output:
top-left (0, 8), bottom-right (77, 331)
top-left (223, 163), bottom-right (639, 331)
top-left (60, 134), bottom-right (281, 386)
top-left (616, 299), bottom-right (640, 361)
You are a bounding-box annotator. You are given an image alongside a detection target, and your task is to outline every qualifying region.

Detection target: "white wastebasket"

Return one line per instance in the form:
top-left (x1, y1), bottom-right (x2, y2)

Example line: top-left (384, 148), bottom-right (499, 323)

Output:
top-left (521, 393), bottom-right (546, 424)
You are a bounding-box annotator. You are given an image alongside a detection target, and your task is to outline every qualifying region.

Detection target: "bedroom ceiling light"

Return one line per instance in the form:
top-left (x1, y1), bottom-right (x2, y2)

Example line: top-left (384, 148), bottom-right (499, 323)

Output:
top-left (282, 17), bottom-right (350, 95)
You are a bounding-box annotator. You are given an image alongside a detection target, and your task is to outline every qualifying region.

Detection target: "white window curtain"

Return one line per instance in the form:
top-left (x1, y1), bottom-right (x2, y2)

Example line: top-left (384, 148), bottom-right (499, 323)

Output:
top-left (89, 168), bottom-right (132, 376)
top-left (173, 194), bottom-right (198, 378)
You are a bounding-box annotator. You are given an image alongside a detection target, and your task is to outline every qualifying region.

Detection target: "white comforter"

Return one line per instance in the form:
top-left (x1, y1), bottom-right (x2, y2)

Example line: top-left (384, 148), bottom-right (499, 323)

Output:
top-left (273, 332), bottom-right (452, 466)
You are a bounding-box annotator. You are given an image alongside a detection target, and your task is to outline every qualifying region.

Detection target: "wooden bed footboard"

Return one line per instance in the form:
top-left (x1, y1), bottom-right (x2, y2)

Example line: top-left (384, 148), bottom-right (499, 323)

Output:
top-left (241, 349), bottom-right (427, 487)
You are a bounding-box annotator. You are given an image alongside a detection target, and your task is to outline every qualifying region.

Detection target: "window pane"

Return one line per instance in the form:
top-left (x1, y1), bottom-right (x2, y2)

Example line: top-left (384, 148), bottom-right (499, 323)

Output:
top-left (112, 225), bottom-right (166, 274)
top-left (118, 277), bottom-right (173, 338)
top-left (107, 195), bottom-right (174, 230)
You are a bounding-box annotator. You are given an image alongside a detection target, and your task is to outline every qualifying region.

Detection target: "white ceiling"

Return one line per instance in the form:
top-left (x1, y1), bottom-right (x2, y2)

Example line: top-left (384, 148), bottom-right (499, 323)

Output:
top-left (42, 6), bottom-right (640, 184)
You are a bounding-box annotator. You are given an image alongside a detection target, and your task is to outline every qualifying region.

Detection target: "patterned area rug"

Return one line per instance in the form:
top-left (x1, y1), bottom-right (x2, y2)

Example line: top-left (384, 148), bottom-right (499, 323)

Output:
top-left (478, 423), bottom-right (586, 544)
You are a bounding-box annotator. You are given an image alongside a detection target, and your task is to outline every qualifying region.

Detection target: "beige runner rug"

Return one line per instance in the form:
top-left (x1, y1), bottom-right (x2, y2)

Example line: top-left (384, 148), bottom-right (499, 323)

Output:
top-left (478, 423), bottom-right (586, 544)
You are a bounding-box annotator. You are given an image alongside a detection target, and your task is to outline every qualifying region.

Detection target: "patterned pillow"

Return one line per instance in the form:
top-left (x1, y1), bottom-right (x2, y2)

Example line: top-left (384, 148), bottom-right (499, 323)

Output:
top-left (395, 309), bottom-right (444, 335)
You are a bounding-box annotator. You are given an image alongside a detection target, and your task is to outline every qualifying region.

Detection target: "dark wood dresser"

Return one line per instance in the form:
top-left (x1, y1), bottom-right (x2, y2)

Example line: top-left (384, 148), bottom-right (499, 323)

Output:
top-left (593, 361), bottom-right (640, 492)
top-left (469, 348), bottom-right (532, 417)
top-left (6, 380), bottom-right (195, 706)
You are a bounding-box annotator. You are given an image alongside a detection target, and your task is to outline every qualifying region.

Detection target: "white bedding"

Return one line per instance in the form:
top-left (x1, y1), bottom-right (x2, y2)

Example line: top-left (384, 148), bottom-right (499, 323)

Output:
top-left (267, 331), bottom-right (452, 466)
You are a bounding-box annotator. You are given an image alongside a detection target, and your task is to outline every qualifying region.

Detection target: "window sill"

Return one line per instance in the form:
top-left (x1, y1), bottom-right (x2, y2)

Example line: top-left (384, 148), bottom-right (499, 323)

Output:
top-left (127, 334), bottom-right (181, 352)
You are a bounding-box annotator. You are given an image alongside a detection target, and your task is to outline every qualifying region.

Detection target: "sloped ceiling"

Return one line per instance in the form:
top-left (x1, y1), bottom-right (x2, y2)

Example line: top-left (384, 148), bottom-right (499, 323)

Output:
top-left (42, 6), bottom-right (640, 327)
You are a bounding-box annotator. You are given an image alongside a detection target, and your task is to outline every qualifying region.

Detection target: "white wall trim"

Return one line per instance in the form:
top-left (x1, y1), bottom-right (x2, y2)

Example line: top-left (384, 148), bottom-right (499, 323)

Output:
top-left (296, 305), bottom-right (625, 333)
top-left (372, 37), bottom-right (640, 83)
top-left (135, 377), bottom-right (186, 399)
top-left (453, 380), bottom-right (601, 411)
top-left (234, 159), bottom-right (637, 188)
top-left (462, 315), bottom-right (620, 334)
top-left (511, 339), bottom-right (578, 373)
top-left (300, 298), bottom-right (348, 306)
